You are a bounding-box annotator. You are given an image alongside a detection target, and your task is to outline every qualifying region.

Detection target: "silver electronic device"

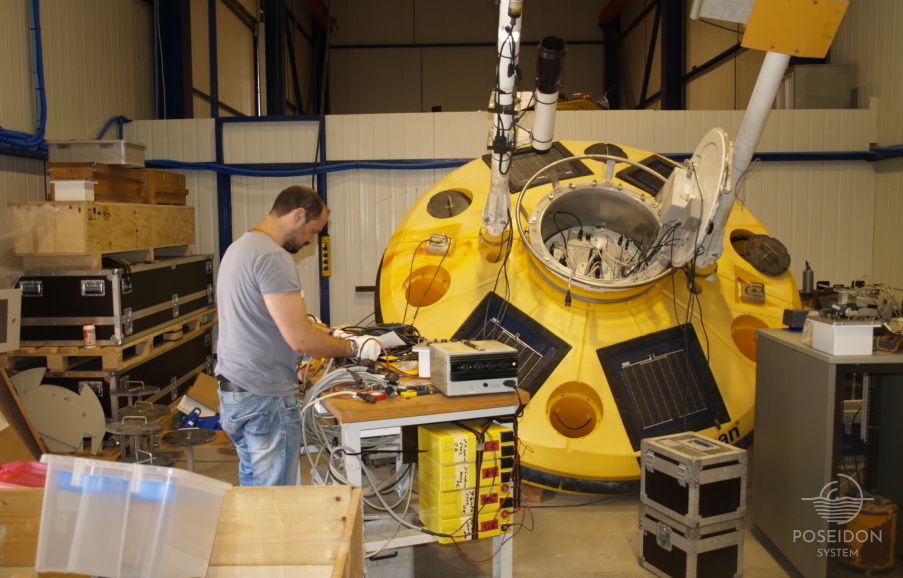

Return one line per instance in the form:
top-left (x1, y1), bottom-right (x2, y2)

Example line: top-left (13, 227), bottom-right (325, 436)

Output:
top-left (429, 339), bottom-right (519, 396)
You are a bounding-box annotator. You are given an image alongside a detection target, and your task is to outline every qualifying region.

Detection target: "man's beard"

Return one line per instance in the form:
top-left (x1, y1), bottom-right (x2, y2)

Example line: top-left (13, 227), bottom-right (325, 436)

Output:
top-left (284, 240), bottom-right (307, 254)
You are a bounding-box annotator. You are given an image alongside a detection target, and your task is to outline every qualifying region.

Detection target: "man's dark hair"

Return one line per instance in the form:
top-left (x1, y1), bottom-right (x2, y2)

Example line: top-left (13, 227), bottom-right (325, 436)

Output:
top-left (270, 185), bottom-right (327, 221)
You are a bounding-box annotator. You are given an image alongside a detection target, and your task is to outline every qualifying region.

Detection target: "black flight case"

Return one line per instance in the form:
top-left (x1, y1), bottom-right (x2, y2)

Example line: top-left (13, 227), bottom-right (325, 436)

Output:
top-left (18, 254), bottom-right (215, 346)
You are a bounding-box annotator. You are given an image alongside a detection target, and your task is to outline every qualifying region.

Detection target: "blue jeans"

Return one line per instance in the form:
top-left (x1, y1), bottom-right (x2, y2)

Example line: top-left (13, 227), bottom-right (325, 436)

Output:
top-left (218, 390), bottom-right (302, 486)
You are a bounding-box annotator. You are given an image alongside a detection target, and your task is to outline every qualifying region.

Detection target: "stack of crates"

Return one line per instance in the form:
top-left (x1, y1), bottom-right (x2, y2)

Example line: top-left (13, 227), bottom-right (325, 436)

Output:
top-left (417, 420), bottom-right (516, 544)
top-left (639, 432), bottom-right (748, 578)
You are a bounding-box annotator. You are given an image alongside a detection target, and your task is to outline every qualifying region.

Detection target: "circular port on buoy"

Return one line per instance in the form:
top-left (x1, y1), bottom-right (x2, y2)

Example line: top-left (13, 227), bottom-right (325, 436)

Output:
top-left (730, 229), bottom-right (755, 263)
top-left (731, 314), bottom-right (768, 361)
top-left (546, 381), bottom-right (603, 439)
top-left (403, 265), bottom-right (451, 307)
top-left (427, 189), bottom-right (472, 219)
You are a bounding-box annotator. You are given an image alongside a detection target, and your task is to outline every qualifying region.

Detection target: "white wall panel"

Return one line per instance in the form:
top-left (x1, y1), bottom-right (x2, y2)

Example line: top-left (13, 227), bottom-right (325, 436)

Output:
top-left (0, 1), bottom-right (34, 135)
top-left (126, 118), bottom-right (216, 163)
top-left (223, 120), bottom-right (319, 164)
top-left (742, 161), bottom-right (876, 288)
top-left (326, 168), bottom-right (455, 326)
top-left (0, 155), bottom-right (45, 288)
top-left (873, 158), bottom-right (903, 291)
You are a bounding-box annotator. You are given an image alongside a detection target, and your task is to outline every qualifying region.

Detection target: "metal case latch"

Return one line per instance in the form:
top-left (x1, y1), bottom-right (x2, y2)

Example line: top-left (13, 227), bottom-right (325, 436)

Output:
top-left (120, 275), bottom-right (133, 294)
top-left (170, 376), bottom-right (178, 401)
top-left (172, 294), bottom-right (180, 317)
top-left (644, 451), bottom-right (655, 472)
top-left (655, 522), bottom-right (672, 551)
top-left (677, 464), bottom-right (688, 487)
top-left (207, 284), bottom-right (214, 304)
top-left (81, 279), bottom-right (106, 297)
top-left (205, 261), bottom-right (213, 274)
top-left (19, 279), bottom-right (43, 297)
top-left (122, 308), bottom-right (134, 336)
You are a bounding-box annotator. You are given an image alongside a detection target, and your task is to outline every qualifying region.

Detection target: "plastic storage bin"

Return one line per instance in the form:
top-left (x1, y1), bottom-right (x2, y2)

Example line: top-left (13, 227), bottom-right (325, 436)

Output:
top-left (36, 454), bottom-right (231, 578)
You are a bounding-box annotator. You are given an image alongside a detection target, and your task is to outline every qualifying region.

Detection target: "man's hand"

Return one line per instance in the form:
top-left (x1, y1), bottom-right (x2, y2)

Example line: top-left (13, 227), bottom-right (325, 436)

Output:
top-left (331, 329), bottom-right (384, 360)
top-left (352, 335), bottom-right (384, 361)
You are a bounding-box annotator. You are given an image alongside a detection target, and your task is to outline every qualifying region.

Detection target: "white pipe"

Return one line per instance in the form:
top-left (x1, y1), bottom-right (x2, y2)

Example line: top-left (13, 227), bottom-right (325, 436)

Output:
top-left (482, 0), bottom-right (523, 238)
top-left (697, 51), bottom-right (790, 268)
top-left (531, 91), bottom-right (558, 152)
top-left (731, 51), bottom-right (791, 192)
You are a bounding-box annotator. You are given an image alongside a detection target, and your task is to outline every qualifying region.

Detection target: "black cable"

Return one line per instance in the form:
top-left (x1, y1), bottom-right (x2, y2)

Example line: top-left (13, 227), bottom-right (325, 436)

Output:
top-left (553, 211), bottom-right (584, 235)
top-left (410, 248), bottom-right (449, 327)
top-left (401, 240), bottom-right (429, 325)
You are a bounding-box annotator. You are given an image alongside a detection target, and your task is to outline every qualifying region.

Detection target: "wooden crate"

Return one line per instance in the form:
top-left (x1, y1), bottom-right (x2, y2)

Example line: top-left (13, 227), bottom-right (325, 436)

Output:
top-left (0, 485), bottom-right (363, 578)
top-left (8, 201), bottom-right (195, 257)
top-left (142, 169), bottom-right (188, 206)
top-left (48, 163), bottom-right (145, 204)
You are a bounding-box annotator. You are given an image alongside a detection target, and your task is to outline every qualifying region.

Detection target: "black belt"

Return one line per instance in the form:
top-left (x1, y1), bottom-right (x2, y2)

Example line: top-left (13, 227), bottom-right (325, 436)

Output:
top-left (217, 376), bottom-right (247, 393)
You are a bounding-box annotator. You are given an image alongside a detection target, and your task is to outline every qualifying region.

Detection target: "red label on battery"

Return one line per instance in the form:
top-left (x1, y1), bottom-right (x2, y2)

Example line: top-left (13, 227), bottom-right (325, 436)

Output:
top-left (484, 440), bottom-right (500, 452)
top-left (480, 519), bottom-right (499, 532)
top-left (481, 493), bottom-right (499, 505)
top-left (482, 466), bottom-right (499, 478)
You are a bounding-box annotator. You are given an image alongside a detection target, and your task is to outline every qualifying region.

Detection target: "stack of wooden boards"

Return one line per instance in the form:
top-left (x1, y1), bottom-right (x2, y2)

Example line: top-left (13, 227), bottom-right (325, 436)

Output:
top-left (5, 156), bottom-right (218, 458)
top-left (48, 163), bottom-right (189, 205)
top-left (638, 432), bottom-right (749, 578)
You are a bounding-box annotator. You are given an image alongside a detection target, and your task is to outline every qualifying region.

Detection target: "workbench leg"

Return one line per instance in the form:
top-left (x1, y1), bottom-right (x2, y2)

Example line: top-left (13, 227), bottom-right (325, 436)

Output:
top-left (492, 533), bottom-right (513, 578)
top-left (340, 423), bottom-right (363, 487)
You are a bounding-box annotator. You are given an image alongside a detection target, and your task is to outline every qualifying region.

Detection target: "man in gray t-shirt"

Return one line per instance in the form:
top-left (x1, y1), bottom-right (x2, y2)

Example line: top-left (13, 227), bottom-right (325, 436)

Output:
top-left (215, 185), bottom-right (382, 486)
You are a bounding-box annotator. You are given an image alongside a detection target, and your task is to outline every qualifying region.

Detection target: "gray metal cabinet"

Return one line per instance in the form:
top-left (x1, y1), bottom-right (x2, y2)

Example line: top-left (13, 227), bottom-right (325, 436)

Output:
top-left (751, 329), bottom-right (903, 578)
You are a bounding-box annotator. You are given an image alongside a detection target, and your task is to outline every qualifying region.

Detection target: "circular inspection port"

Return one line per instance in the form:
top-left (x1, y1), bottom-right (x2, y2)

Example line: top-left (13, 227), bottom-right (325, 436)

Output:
top-left (730, 229), bottom-right (755, 263)
top-left (403, 265), bottom-right (451, 307)
top-left (731, 314), bottom-right (768, 362)
top-left (546, 381), bottom-right (604, 439)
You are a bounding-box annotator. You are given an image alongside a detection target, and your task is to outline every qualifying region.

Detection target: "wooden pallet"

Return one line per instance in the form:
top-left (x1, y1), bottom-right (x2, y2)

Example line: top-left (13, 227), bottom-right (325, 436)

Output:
top-left (20, 244), bottom-right (193, 271)
top-left (1, 308), bottom-right (217, 372)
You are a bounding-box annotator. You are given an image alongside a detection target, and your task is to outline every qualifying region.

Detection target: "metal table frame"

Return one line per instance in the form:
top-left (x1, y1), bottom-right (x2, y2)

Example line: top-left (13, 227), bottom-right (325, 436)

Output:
top-left (324, 391), bottom-right (527, 578)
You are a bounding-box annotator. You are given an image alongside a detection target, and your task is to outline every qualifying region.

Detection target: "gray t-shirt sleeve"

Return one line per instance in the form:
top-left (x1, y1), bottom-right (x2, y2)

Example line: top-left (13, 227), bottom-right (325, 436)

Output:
top-left (257, 250), bottom-right (302, 295)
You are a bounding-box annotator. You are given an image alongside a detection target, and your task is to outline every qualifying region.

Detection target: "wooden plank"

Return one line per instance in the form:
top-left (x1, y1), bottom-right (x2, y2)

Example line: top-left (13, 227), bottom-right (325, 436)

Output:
top-left (0, 488), bottom-right (47, 567)
top-left (322, 386), bottom-right (529, 424)
top-left (0, 486), bottom-right (360, 576)
top-left (8, 202), bottom-right (195, 256)
top-left (336, 488), bottom-right (363, 578)
top-left (210, 486), bottom-right (361, 567)
top-left (0, 369), bottom-right (47, 462)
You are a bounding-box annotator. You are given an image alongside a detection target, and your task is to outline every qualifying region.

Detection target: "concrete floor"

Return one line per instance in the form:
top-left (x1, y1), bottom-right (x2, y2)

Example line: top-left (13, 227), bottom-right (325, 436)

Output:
top-left (182, 445), bottom-right (806, 578)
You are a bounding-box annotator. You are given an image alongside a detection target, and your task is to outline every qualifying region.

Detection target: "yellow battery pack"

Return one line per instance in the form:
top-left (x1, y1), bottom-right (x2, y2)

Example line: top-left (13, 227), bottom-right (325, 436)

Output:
top-left (419, 453), bottom-right (514, 492)
top-left (419, 504), bottom-right (513, 544)
top-left (418, 475), bottom-right (512, 518)
top-left (418, 420), bottom-right (515, 464)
